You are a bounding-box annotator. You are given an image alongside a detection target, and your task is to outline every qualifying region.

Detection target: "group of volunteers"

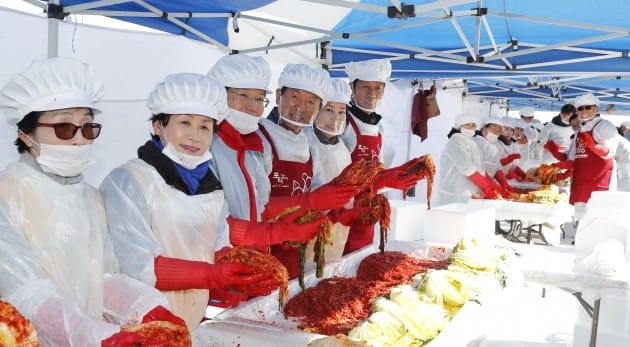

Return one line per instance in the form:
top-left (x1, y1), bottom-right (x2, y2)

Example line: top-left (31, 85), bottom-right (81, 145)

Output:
top-left (0, 55), bottom-right (425, 346)
top-left (438, 92), bottom-right (630, 225)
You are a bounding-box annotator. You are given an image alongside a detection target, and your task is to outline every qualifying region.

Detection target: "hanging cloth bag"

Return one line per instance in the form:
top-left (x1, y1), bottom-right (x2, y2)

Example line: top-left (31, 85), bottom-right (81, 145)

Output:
top-left (411, 81), bottom-right (441, 141)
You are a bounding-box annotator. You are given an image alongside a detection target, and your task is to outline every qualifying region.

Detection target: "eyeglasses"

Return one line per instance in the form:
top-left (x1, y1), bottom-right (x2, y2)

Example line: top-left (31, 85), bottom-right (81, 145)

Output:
top-left (228, 91), bottom-right (270, 108)
top-left (36, 122), bottom-right (102, 140)
top-left (577, 105), bottom-right (594, 111)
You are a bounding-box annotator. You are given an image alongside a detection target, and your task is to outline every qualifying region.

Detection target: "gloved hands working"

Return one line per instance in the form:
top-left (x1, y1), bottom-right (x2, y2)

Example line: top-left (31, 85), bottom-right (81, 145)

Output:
top-left (154, 256), bottom-right (278, 296)
top-left (228, 207), bottom-right (326, 247)
top-left (468, 171), bottom-right (502, 199)
top-left (328, 207), bottom-right (374, 227)
top-left (301, 183), bottom-right (359, 211)
top-left (581, 132), bottom-right (610, 157)
top-left (544, 140), bottom-right (569, 161)
top-left (551, 160), bottom-right (574, 171)
top-left (372, 167), bottom-right (418, 192)
top-left (500, 153), bottom-right (521, 166)
top-left (102, 305), bottom-right (187, 347)
top-left (495, 170), bottom-right (516, 195)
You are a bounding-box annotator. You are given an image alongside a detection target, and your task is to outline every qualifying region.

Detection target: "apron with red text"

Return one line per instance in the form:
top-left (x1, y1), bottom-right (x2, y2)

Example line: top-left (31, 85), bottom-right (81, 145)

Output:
top-left (570, 122), bottom-right (614, 204)
top-left (343, 115), bottom-right (383, 255)
top-left (260, 126), bottom-right (313, 278)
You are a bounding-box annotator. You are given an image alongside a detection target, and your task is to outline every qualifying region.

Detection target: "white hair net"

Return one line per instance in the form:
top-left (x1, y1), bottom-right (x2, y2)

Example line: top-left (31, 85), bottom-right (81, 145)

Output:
top-left (344, 59), bottom-right (392, 83)
top-left (278, 63), bottom-right (333, 105)
top-left (207, 54), bottom-right (272, 93)
top-left (0, 57), bottom-right (104, 125)
top-left (147, 73), bottom-right (228, 122)
top-left (574, 93), bottom-right (600, 108)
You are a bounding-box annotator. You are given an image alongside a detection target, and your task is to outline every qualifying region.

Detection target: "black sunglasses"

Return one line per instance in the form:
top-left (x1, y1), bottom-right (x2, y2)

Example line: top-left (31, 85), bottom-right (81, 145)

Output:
top-left (36, 122), bottom-right (102, 140)
top-left (577, 105), bottom-right (594, 111)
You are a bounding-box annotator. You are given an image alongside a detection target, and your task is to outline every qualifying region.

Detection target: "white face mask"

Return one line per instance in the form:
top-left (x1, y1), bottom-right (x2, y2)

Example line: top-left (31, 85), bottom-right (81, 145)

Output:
top-left (159, 124), bottom-right (212, 170)
top-left (460, 128), bottom-right (475, 138)
top-left (354, 101), bottom-right (376, 113)
top-left (316, 119), bottom-right (346, 137)
top-left (21, 131), bottom-right (94, 177)
top-left (38, 143), bottom-right (95, 177)
top-left (316, 125), bottom-right (346, 137)
top-left (227, 108), bottom-right (260, 135)
top-left (486, 132), bottom-right (499, 143)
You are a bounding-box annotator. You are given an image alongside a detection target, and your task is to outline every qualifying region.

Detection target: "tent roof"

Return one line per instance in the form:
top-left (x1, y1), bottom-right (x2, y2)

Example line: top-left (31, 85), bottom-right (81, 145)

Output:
top-left (31, 0), bottom-right (630, 111)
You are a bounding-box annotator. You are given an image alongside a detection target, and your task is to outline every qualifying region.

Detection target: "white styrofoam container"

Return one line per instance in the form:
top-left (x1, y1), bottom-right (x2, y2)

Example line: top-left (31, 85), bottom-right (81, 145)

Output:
top-left (574, 217), bottom-right (630, 261)
top-left (423, 203), bottom-right (495, 245)
top-left (586, 191), bottom-right (630, 214)
top-left (387, 199), bottom-right (428, 242)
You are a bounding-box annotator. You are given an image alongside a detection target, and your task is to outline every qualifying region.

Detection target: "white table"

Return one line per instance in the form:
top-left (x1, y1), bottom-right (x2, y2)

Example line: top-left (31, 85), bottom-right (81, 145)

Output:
top-left (513, 244), bottom-right (630, 347)
top-left (468, 199), bottom-right (574, 245)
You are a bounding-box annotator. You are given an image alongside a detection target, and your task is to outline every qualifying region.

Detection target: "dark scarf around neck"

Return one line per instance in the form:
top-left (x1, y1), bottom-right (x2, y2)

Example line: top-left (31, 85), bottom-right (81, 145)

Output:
top-left (137, 140), bottom-right (221, 195)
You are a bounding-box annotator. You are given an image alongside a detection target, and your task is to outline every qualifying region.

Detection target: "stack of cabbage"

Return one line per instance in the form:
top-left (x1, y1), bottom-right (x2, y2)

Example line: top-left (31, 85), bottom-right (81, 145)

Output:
top-left (348, 236), bottom-right (507, 346)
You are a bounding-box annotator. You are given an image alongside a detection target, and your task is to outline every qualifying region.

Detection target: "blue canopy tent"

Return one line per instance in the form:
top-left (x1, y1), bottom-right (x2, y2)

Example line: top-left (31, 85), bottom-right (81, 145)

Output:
top-left (26, 0), bottom-right (630, 111)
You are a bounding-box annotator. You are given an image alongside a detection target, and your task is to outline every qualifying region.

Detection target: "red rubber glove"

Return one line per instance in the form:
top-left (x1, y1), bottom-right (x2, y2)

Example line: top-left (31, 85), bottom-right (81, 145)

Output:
top-left (551, 160), bottom-right (574, 171)
top-left (500, 153), bottom-right (521, 166)
top-left (556, 169), bottom-right (573, 182)
top-left (301, 184), bottom-right (359, 211)
top-left (373, 168), bottom-right (418, 192)
top-left (507, 166), bottom-right (527, 181)
top-left (328, 207), bottom-right (374, 227)
top-left (208, 290), bottom-right (249, 308)
top-left (261, 196), bottom-right (300, 221)
top-left (228, 208), bottom-right (326, 246)
top-left (142, 305), bottom-right (186, 326)
top-left (486, 173), bottom-right (510, 198)
top-left (581, 132), bottom-right (609, 157)
top-left (154, 256), bottom-right (278, 295)
top-left (102, 330), bottom-right (168, 347)
top-left (469, 171), bottom-right (500, 199)
top-left (495, 170), bottom-right (516, 194)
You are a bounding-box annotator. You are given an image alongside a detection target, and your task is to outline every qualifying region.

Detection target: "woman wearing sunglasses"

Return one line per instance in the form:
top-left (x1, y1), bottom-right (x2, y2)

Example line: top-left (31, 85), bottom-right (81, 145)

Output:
top-left (99, 73), bottom-right (281, 345)
top-left (0, 57), bottom-right (185, 346)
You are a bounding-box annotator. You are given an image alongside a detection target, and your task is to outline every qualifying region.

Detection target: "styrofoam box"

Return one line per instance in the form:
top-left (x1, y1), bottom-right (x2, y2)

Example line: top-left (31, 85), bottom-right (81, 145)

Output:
top-left (573, 288), bottom-right (630, 347)
top-left (574, 216), bottom-right (630, 261)
top-left (587, 191), bottom-right (630, 213)
top-left (423, 203), bottom-right (495, 245)
top-left (387, 199), bottom-right (428, 242)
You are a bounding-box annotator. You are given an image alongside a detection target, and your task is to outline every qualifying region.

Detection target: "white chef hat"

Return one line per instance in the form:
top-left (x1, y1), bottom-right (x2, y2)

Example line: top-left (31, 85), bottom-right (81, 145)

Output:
top-left (575, 93), bottom-right (600, 108)
top-left (513, 118), bottom-right (527, 129)
top-left (147, 73), bottom-right (228, 123)
top-left (519, 107), bottom-right (535, 118)
top-left (329, 78), bottom-right (352, 104)
top-left (207, 54), bottom-right (272, 93)
top-left (278, 63), bottom-right (333, 105)
top-left (483, 116), bottom-right (503, 127)
top-left (0, 57), bottom-right (104, 125)
top-left (344, 59), bottom-right (392, 83)
top-left (501, 117), bottom-right (516, 129)
top-left (454, 113), bottom-right (478, 128)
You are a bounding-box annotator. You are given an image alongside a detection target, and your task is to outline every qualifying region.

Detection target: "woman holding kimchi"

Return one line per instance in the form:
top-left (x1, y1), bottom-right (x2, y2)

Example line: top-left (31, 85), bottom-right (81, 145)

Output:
top-left (0, 57), bottom-right (183, 346)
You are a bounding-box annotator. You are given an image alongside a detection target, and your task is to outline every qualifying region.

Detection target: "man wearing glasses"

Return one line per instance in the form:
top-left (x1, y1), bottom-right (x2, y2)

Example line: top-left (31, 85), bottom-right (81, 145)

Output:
top-left (556, 93), bottom-right (618, 222)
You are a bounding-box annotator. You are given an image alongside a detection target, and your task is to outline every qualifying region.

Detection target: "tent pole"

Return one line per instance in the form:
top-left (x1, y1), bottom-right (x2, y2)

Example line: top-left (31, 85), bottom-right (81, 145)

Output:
top-left (47, 0), bottom-right (60, 58)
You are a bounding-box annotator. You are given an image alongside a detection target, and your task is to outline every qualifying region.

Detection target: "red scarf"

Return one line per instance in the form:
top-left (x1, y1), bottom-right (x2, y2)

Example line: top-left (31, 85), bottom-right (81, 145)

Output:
top-left (217, 121), bottom-right (263, 221)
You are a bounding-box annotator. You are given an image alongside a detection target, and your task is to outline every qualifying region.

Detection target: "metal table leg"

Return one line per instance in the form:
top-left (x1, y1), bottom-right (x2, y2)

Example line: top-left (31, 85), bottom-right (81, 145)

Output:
top-left (573, 291), bottom-right (601, 347)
